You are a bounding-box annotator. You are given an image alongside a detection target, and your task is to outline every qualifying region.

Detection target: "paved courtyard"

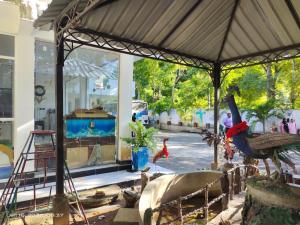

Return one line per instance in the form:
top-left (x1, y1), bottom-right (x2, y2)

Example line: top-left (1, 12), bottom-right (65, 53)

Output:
top-left (153, 131), bottom-right (300, 175)
top-left (153, 131), bottom-right (214, 173)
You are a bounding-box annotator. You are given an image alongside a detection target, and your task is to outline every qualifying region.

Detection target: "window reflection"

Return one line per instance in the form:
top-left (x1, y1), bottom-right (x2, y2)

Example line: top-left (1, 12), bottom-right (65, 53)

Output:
top-left (0, 34), bottom-right (14, 179)
top-left (35, 41), bottom-right (119, 169)
top-left (0, 121), bottom-right (13, 179)
top-left (0, 59), bottom-right (14, 118)
top-left (0, 34), bottom-right (14, 57)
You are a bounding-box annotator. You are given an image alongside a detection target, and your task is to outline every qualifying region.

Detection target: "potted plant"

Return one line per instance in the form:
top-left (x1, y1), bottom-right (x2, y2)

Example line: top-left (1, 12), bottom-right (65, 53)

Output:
top-left (122, 121), bottom-right (158, 171)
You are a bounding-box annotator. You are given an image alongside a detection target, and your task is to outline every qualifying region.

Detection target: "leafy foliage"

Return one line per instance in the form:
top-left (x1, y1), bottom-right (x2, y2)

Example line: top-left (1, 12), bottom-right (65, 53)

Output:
top-left (245, 100), bottom-right (284, 133)
top-left (133, 58), bottom-right (300, 122)
top-left (122, 121), bottom-right (158, 153)
top-left (134, 59), bottom-right (212, 121)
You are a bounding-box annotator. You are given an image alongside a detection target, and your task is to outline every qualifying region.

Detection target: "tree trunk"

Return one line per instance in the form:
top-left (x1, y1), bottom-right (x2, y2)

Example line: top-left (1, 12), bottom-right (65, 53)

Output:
top-left (171, 85), bottom-right (175, 106)
top-left (171, 70), bottom-right (181, 106)
top-left (136, 85), bottom-right (141, 99)
top-left (262, 119), bottom-right (266, 133)
top-left (266, 63), bottom-right (271, 100)
top-left (266, 63), bottom-right (275, 100)
top-left (290, 59), bottom-right (296, 108)
top-left (208, 88), bottom-right (211, 109)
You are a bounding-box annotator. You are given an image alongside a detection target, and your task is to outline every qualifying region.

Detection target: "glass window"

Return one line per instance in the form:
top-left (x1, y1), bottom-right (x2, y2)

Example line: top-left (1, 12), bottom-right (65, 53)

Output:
top-left (35, 40), bottom-right (120, 168)
top-left (0, 34), bottom-right (14, 57)
top-left (0, 59), bottom-right (14, 118)
top-left (0, 35), bottom-right (14, 178)
top-left (0, 121), bottom-right (13, 179)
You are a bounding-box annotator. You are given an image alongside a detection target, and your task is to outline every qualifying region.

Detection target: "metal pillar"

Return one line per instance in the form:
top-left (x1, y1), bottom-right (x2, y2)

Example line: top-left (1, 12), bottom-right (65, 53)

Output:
top-left (53, 29), bottom-right (70, 225)
top-left (55, 35), bottom-right (65, 196)
top-left (212, 63), bottom-right (221, 169)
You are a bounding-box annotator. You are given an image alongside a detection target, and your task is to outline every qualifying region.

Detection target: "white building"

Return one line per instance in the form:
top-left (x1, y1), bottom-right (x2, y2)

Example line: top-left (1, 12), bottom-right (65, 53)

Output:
top-left (0, 1), bottom-right (133, 180)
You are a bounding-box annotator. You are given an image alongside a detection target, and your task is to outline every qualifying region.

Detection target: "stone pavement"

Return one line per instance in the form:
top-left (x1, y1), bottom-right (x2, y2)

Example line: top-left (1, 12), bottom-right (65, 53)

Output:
top-left (154, 131), bottom-right (215, 173)
top-left (154, 131), bottom-right (300, 175)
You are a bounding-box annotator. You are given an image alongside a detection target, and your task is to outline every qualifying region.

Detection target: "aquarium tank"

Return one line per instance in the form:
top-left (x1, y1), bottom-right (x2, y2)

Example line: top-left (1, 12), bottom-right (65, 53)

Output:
top-left (65, 118), bottom-right (115, 139)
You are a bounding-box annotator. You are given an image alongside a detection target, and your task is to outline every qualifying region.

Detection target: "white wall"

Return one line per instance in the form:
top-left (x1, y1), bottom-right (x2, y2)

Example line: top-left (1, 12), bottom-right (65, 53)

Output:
top-left (14, 20), bottom-right (35, 168)
top-left (0, 1), bottom-right (20, 34)
top-left (3, 8), bottom-right (134, 166)
top-left (118, 54), bottom-right (133, 161)
top-left (13, 19), bottom-right (54, 168)
top-left (161, 109), bottom-right (300, 133)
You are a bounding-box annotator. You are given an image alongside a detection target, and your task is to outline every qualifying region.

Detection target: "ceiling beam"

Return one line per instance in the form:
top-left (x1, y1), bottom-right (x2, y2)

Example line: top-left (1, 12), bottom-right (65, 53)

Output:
top-left (224, 53), bottom-right (300, 71)
top-left (221, 43), bottom-right (300, 63)
top-left (284, 0), bottom-right (300, 30)
top-left (158, 0), bottom-right (204, 47)
top-left (216, 0), bottom-right (240, 62)
top-left (65, 28), bottom-right (214, 70)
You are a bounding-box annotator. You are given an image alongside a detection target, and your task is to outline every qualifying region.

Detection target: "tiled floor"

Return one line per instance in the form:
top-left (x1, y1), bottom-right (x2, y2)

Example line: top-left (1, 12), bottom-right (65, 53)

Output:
top-left (0, 163), bottom-right (174, 203)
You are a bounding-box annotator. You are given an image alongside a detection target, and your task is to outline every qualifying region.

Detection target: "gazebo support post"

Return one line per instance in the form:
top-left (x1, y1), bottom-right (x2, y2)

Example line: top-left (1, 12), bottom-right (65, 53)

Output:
top-left (211, 63), bottom-right (221, 170)
top-left (53, 28), bottom-right (70, 225)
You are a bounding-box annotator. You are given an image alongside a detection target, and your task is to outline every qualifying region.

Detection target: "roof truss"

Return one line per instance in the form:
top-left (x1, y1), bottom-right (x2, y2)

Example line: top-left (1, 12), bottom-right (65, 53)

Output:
top-left (222, 44), bottom-right (300, 70)
top-left (64, 28), bottom-right (214, 70)
top-left (55, 0), bottom-right (300, 71)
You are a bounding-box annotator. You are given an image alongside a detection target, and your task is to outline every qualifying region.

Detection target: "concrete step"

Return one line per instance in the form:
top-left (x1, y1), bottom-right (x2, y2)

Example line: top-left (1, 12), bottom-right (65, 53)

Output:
top-left (113, 208), bottom-right (141, 225)
top-left (0, 163), bottom-right (173, 203)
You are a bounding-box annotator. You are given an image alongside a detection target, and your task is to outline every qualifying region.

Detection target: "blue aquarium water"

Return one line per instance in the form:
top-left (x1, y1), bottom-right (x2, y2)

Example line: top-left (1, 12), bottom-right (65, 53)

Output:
top-left (65, 119), bottom-right (115, 138)
top-left (0, 166), bottom-right (12, 179)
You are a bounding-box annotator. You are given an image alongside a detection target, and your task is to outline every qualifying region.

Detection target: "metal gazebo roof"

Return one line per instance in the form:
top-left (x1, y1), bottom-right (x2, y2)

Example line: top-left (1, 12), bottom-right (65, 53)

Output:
top-left (33, 0), bottom-right (300, 203)
top-left (35, 0), bottom-right (300, 70)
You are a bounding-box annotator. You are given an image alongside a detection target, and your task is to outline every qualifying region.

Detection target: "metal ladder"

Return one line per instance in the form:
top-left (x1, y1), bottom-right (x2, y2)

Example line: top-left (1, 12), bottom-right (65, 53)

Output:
top-left (0, 130), bottom-right (89, 224)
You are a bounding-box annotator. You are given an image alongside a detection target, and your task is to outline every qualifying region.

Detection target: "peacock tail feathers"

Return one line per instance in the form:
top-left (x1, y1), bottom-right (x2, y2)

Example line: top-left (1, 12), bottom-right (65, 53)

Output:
top-left (268, 144), bottom-right (300, 170)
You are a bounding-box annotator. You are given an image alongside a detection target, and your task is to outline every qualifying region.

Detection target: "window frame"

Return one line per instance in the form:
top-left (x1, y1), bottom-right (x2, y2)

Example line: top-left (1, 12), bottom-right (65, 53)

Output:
top-left (0, 33), bottom-right (15, 149)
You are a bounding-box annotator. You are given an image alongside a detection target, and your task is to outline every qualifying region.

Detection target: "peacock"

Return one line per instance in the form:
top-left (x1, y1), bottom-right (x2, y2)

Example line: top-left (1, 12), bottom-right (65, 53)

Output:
top-left (205, 86), bottom-right (300, 178)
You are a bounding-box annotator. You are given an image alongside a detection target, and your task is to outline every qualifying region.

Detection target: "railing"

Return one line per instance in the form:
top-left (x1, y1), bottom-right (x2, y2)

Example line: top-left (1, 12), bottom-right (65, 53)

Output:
top-left (144, 164), bottom-right (258, 225)
top-left (0, 131), bottom-right (89, 225)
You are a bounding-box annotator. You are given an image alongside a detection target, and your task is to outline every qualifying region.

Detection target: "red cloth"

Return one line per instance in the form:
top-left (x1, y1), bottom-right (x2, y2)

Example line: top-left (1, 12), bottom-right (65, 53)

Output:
top-left (226, 121), bottom-right (248, 138)
top-left (162, 145), bottom-right (169, 158)
top-left (153, 143), bottom-right (169, 163)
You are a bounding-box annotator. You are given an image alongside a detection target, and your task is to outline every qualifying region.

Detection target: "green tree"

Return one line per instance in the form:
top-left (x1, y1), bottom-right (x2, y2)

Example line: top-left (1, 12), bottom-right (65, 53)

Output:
top-left (276, 59), bottom-right (300, 108)
top-left (245, 100), bottom-right (283, 133)
top-left (133, 59), bottom-right (211, 116)
top-left (174, 71), bottom-right (212, 121)
top-left (222, 66), bottom-right (267, 109)
top-left (134, 58), bottom-right (300, 122)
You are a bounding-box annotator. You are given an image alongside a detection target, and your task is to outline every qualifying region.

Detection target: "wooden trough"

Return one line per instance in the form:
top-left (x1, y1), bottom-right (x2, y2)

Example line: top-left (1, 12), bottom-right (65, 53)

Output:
top-left (139, 171), bottom-right (224, 225)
